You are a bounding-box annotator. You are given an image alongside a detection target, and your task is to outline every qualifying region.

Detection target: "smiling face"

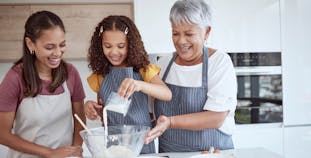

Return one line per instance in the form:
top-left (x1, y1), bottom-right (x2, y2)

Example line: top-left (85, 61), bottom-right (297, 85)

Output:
top-left (172, 23), bottom-right (210, 65)
top-left (26, 26), bottom-right (66, 72)
top-left (102, 30), bottom-right (128, 67)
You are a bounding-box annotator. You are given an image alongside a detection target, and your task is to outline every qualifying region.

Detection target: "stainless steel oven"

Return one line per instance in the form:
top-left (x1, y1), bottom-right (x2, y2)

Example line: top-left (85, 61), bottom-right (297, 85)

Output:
top-left (229, 53), bottom-right (282, 124)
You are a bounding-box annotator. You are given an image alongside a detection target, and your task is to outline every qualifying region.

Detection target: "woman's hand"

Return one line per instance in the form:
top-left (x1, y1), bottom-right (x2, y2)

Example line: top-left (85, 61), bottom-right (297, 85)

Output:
top-left (144, 115), bottom-right (171, 144)
top-left (118, 78), bottom-right (141, 99)
top-left (45, 146), bottom-right (83, 158)
top-left (83, 100), bottom-right (102, 120)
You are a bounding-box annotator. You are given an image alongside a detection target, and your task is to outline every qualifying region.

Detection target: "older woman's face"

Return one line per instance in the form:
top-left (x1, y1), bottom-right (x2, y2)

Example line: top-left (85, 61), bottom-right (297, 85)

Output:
top-left (172, 23), bottom-right (209, 63)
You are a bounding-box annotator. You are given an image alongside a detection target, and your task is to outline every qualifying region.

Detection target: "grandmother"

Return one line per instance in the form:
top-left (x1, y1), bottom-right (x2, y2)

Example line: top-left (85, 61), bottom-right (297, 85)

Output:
top-left (145, 0), bottom-right (237, 152)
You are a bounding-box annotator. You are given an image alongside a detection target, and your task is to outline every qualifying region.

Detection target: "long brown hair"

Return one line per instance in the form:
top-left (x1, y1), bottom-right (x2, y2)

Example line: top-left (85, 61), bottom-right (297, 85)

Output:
top-left (88, 15), bottom-right (150, 76)
top-left (14, 10), bottom-right (68, 97)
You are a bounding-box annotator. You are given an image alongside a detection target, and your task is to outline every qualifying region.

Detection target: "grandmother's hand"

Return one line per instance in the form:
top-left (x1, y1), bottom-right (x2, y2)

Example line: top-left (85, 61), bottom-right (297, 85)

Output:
top-left (144, 115), bottom-right (171, 144)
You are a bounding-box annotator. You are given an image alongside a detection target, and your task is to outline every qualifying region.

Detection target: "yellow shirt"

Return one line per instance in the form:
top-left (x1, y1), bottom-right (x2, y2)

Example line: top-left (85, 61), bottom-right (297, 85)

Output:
top-left (87, 64), bottom-right (161, 93)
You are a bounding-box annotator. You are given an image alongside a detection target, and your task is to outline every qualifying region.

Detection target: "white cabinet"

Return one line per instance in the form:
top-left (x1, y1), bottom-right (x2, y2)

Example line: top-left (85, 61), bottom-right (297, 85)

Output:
top-left (134, 0), bottom-right (177, 54)
top-left (233, 123), bottom-right (283, 156)
top-left (280, 0), bottom-right (311, 126)
top-left (211, 0), bottom-right (281, 52)
top-left (283, 126), bottom-right (311, 158)
top-left (134, 0), bottom-right (281, 53)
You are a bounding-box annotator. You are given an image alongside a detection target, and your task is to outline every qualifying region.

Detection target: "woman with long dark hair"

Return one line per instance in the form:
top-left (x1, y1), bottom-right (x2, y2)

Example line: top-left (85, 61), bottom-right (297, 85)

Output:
top-left (0, 11), bottom-right (85, 158)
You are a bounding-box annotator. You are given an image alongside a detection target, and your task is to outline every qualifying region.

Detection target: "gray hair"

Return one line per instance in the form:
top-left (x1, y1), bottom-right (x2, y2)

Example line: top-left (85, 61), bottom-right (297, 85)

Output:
top-left (169, 0), bottom-right (212, 29)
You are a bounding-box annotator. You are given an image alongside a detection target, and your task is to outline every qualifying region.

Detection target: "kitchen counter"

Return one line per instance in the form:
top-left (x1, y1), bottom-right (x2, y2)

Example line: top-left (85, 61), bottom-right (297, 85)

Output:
top-left (139, 147), bottom-right (283, 158)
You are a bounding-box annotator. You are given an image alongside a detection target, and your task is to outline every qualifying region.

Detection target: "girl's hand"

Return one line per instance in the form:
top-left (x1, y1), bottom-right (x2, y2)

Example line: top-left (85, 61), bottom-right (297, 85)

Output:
top-left (83, 100), bottom-right (102, 120)
top-left (46, 146), bottom-right (82, 158)
top-left (118, 78), bottom-right (141, 99)
top-left (144, 115), bottom-right (171, 144)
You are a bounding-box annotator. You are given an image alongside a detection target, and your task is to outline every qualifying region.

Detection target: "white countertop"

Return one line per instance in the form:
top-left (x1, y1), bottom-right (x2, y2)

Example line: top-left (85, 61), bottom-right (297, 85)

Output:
top-left (138, 147), bottom-right (283, 158)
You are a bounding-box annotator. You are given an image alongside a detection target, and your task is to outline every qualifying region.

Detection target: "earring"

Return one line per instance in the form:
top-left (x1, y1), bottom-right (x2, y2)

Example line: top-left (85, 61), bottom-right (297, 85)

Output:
top-left (204, 39), bottom-right (209, 47)
top-left (31, 50), bottom-right (35, 55)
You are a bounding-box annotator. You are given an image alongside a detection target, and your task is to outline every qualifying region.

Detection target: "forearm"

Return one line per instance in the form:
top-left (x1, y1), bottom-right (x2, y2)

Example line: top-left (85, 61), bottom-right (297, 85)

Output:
top-left (138, 80), bottom-right (172, 101)
top-left (0, 132), bottom-right (52, 157)
top-left (0, 112), bottom-right (51, 157)
top-left (170, 110), bottom-right (229, 130)
top-left (72, 101), bottom-right (85, 146)
top-left (72, 119), bottom-right (84, 146)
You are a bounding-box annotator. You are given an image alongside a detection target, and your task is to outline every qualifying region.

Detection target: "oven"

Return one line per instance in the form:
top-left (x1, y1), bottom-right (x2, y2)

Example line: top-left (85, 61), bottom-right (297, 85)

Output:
top-left (229, 52), bottom-right (282, 124)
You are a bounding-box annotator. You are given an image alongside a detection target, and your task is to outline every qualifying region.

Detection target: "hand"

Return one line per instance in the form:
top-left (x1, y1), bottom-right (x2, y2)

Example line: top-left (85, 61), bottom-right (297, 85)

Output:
top-left (144, 115), bottom-right (171, 144)
top-left (118, 78), bottom-right (141, 99)
top-left (46, 146), bottom-right (82, 158)
top-left (84, 100), bottom-right (102, 120)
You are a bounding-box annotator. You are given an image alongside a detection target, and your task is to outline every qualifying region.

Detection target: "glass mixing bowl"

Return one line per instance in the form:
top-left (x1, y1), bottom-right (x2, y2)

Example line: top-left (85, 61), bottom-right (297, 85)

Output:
top-left (80, 125), bottom-right (150, 158)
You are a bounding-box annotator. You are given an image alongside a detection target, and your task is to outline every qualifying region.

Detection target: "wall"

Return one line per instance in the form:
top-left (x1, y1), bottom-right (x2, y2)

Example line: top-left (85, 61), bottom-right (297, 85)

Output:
top-left (0, 3), bottom-right (133, 60)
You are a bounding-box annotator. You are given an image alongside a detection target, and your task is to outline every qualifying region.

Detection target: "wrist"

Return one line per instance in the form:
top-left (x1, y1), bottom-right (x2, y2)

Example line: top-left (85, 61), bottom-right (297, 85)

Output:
top-left (136, 80), bottom-right (144, 92)
top-left (168, 116), bottom-right (172, 129)
top-left (40, 147), bottom-right (52, 158)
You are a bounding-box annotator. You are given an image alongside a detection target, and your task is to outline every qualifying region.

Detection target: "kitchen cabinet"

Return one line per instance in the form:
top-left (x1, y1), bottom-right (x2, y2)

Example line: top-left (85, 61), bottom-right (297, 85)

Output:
top-left (233, 123), bottom-right (283, 156)
top-left (280, 0), bottom-right (311, 126)
top-left (0, 3), bottom-right (133, 60)
top-left (134, 0), bottom-right (281, 53)
top-left (211, 0), bottom-right (281, 52)
top-left (283, 126), bottom-right (311, 158)
top-left (0, 5), bottom-right (29, 60)
top-left (134, 0), bottom-right (176, 54)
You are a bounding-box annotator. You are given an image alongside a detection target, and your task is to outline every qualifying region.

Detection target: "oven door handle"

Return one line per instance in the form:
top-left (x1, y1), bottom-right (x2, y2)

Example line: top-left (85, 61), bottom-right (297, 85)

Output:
top-left (238, 97), bottom-right (282, 105)
top-left (235, 66), bottom-right (282, 76)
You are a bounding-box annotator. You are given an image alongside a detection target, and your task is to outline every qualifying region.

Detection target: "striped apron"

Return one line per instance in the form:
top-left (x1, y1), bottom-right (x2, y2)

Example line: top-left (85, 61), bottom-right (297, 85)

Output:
top-left (154, 47), bottom-right (234, 152)
top-left (99, 67), bottom-right (155, 154)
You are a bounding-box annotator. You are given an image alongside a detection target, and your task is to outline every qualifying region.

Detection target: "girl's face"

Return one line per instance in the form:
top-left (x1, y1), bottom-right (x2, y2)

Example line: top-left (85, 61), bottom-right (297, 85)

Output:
top-left (26, 26), bottom-right (66, 71)
top-left (102, 30), bottom-right (128, 67)
top-left (172, 23), bottom-right (210, 64)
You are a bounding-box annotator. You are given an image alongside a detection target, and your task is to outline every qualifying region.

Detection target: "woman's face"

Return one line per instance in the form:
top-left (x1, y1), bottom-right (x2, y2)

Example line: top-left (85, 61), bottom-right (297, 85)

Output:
top-left (27, 26), bottom-right (66, 71)
top-left (172, 23), bottom-right (209, 63)
top-left (102, 30), bottom-right (128, 67)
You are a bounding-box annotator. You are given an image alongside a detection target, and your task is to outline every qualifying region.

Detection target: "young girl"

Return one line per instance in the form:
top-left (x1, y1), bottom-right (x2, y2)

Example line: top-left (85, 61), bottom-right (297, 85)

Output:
top-left (84, 15), bottom-right (172, 154)
top-left (0, 11), bottom-right (85, 157)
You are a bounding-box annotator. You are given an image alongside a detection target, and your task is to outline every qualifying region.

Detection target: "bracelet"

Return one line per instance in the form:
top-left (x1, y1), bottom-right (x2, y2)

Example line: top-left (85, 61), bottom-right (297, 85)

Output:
top-left (169, 117), bottom-right (172, 129)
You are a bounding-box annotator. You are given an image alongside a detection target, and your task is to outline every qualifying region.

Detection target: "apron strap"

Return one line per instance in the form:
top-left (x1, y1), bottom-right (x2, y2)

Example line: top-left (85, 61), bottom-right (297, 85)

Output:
top-left (162, 47), bottom-right (209, 89)
top-left (162, 53), bottom-right (177, 81)
top-left (202, 47), bottom-right (208, 89)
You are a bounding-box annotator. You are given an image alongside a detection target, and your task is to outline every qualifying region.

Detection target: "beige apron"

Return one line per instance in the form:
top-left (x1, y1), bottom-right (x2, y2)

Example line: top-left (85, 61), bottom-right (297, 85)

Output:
top-left (8, 82), bottom-right (73, 158)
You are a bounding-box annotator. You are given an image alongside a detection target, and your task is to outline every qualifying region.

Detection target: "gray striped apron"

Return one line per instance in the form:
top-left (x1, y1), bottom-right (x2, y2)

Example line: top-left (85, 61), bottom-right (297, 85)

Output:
top-left (99, 67), bottom-right (155, 154)
top-left (154, 47), bottom-right (234, 152)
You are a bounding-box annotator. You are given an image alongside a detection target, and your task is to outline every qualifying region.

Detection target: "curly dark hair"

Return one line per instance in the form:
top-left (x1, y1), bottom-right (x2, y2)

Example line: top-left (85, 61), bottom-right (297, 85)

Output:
top-left (88, 15), bottom-right (150, 76)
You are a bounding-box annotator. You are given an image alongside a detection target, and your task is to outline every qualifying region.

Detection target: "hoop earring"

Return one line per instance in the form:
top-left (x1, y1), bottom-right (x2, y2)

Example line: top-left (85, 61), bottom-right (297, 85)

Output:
top-left (204, 40), bottom-right (209, 47)
top-left (31, 50), bottom-right (35, 55)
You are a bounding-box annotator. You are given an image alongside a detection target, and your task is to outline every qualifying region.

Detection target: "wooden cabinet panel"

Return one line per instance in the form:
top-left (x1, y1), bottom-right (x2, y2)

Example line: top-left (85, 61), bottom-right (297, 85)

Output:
top-left (0, 4), bottom-right (133, 60)
top-left (0, 5), bottom-right (30, 60)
